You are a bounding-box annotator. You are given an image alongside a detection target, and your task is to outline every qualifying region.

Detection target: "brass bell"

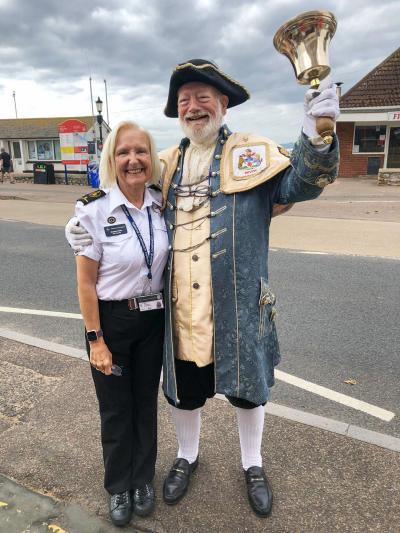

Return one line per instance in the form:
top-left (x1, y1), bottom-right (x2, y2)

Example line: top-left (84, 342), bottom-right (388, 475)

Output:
top-left (273, 10), bottom-right (337, 144)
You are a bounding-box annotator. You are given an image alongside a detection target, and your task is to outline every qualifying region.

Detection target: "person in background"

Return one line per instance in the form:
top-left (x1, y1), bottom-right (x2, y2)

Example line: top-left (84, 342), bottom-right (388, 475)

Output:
top-left (74, 121), bottom-right (169, 527)
top-left (0, 147), bottom-right (14, 183)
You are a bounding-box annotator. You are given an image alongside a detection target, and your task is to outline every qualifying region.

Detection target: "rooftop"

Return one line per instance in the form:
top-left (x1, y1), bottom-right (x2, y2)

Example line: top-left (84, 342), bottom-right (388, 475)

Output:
top-left (340, 47), bottom-right (400, 109)
top-left (0, 116), bottom-right (99, 139)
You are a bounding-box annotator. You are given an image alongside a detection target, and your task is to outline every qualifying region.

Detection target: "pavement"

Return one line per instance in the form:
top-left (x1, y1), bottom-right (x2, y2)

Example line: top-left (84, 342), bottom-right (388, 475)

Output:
top-left (0, 177), bottom-right (399, 532)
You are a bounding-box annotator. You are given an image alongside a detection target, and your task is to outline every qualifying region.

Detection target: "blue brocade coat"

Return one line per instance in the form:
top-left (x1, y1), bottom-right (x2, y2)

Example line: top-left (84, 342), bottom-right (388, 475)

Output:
top-left (160, 126), bottom-right (339, 405)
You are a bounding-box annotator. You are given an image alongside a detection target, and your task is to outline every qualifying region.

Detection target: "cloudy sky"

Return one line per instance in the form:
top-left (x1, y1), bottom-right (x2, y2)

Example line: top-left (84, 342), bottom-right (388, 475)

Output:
top-left (0, 0), bottom-right (398, 148)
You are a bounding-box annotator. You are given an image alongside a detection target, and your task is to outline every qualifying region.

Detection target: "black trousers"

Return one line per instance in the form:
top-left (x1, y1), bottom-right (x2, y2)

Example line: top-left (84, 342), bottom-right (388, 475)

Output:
top-left (88, 299), bottom-right (164, 494)
top-left (164, 359), bottom-right (265, 410)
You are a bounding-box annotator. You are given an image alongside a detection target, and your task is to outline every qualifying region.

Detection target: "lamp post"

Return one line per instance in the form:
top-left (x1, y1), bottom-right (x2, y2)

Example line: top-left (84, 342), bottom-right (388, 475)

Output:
top-left (12, 90), bottom-right (18, 118)
top-left (96, 96), bottom-right (103, 151)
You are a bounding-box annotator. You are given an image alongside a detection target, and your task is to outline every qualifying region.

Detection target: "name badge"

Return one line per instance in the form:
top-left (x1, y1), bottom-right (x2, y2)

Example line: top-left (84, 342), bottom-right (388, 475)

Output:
top-left (104, 224), bottom-right (127, 237)
top-left (137, 293), bottom-right (164, 312)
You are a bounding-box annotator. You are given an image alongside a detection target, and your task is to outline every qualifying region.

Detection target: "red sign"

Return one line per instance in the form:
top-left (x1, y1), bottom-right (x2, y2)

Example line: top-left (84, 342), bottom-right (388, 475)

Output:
top-left (58, 119), bottom-right (87, 133)
top-left (62, 159), bottom-right (89, 165)
top-left (74, 146), bottom-right (88, 153)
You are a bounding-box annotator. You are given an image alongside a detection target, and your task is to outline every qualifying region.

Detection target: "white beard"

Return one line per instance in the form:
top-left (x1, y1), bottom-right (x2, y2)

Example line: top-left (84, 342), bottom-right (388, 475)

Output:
top-left (179, 102), bottom-right (224, 145)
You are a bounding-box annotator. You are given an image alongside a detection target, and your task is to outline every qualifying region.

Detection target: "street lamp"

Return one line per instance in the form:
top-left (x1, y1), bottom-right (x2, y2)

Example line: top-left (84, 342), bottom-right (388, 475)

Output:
top-left (12, 90), bottom-right (18, 118)
top-left (95, 96), bottom-right (103, 150)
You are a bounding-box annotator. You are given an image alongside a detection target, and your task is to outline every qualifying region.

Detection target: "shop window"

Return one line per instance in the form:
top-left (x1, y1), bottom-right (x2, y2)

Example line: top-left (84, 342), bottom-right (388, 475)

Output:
top-left (353, 125), bottom-right (386, 153)
top-left (387, 127), bottom-right (400, 168)
top-left (28, 141), bottom-right (37, 159)
top-left (54, 140), bottom-right (61, 160)
top-left (28, 140), bottom-right (60, 160)
top-left (37, 141), bottom-right (54, 160)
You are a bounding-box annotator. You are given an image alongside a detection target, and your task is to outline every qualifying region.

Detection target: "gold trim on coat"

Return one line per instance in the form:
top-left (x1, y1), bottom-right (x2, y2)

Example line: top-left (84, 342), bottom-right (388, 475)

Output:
top-left (220, 133), bottom-right (291, 194)
top-left (232, 193), bottom-right (240, 395)
top-left (174, 62), bottom-right (251, 98)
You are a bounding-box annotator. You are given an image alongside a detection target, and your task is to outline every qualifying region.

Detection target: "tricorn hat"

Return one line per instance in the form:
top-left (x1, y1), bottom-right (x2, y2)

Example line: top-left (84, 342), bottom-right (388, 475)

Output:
top-left (164, 58), bottom-right (250, 118)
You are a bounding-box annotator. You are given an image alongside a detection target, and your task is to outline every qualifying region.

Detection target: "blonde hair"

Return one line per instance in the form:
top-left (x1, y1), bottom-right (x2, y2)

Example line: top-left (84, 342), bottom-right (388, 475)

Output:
top-left (99, 121), bottom-right (161, 189)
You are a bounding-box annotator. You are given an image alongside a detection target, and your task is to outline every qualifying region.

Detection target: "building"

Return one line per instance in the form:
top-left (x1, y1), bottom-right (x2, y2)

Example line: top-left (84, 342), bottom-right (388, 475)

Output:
top-left (337, 47), bottom-right (400, 180)
top-left (0, 116), bottom-right (110, 175)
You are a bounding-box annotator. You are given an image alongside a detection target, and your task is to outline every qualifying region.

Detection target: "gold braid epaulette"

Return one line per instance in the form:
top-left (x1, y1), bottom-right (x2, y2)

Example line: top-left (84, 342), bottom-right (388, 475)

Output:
top-left (77, 189), bottom-right (106, 205)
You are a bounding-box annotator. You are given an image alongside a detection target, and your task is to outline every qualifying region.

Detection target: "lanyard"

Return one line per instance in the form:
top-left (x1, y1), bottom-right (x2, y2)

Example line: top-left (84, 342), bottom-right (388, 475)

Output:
top-left (121, 204), bottom-right (154, 280)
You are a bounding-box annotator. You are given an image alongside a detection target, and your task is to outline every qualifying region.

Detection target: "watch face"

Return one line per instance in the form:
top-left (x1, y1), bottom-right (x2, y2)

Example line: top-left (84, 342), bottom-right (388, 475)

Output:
top-left (86, 330), bottom-right (98, 342)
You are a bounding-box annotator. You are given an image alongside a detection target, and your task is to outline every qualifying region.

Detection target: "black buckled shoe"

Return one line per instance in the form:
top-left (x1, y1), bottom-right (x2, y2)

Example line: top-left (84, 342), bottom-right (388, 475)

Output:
top-left (133, 483), bottom-right (155, 517)
top-left (163, 456), bottom-right (199, 505)
top-left (109, 490), bottom-right (133, 527)
top-left (245, 466), bottom-right (273, 517)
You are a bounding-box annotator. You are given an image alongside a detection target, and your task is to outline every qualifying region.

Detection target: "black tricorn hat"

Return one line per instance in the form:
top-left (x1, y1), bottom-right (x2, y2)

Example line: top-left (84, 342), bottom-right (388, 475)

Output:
top-left (164, 59), bottom-right (250, 118)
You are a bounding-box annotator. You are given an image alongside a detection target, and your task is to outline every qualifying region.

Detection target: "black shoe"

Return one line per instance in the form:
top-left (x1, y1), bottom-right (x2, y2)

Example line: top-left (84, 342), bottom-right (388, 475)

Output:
top-left (109, 490), bottom-right (133, 527)
top-left (133, 483), bottom-right (155, 517)
top-left (163, 456), bottom-right (198, 505)
top-left (245, 466), bottom-right (273, 517)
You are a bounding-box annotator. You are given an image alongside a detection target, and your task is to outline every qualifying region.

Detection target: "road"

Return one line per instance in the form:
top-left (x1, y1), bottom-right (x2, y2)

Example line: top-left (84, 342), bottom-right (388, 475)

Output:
top-left (1, 219), bottom-right (398, 439)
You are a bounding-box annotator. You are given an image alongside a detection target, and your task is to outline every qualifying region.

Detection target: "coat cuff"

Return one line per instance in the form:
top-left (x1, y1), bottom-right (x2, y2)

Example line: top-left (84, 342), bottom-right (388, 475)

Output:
top-left (290, 132), bottom-right (339, 188)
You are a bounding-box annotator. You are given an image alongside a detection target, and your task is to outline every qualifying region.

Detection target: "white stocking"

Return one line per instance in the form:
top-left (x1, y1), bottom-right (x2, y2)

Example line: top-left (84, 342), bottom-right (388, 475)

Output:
top-left (169, 405), bottom-right (201, 464)
top-left (235, 405), bottom-right (264, 470)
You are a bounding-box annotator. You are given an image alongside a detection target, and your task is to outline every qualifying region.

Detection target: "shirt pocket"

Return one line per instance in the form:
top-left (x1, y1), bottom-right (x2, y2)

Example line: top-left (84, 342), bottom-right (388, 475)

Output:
top-left (98, 232), bottom-right (132, 264)
top-left (152, 216), bottom-right (168, 232)
top-left (258, 277), bottom-right (277, 340)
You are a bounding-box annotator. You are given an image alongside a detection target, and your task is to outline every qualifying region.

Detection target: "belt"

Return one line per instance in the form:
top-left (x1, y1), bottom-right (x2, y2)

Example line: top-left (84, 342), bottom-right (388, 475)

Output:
top-left (127, 297), bottom-right (141, 311)
top-left (99, 292), bottom-right (163, 311)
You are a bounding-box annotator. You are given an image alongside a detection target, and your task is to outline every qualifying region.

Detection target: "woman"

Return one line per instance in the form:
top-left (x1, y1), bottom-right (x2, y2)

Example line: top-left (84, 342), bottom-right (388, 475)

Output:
top-left (75, 121), bottom-right (169, 527)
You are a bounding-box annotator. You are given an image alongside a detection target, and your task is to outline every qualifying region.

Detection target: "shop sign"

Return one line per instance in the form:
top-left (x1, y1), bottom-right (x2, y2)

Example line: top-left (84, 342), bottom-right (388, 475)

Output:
top-left (387, 111), bottom-right (400, 121)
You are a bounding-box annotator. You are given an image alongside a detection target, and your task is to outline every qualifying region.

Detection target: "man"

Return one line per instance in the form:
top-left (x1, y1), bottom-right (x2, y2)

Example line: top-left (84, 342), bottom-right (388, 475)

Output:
top-left (67, 59), bottom-right (339, 518)
top-left (0, 147), bottom-right (14, 183)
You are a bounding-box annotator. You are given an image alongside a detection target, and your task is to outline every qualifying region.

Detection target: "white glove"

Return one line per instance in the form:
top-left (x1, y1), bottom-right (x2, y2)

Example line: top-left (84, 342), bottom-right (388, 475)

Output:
top-left (65, 216), bottom-right (93, 252)
top-left (302, 75), bottom-right (340, 140)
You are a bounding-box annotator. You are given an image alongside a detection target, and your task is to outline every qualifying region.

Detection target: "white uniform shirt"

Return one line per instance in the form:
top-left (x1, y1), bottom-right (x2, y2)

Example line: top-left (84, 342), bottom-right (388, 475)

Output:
top-left (75, 185), bottom-right (169, 301)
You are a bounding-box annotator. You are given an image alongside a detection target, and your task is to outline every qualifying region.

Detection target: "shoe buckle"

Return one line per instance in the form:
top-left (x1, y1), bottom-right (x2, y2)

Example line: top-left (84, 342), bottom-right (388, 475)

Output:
top-left (173, 467), bottom-right (186, 474)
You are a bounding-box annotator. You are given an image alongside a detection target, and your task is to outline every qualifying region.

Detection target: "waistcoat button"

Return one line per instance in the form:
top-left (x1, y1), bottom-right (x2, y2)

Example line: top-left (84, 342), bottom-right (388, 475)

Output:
top-left (193, 282), bottom-right (200, 289)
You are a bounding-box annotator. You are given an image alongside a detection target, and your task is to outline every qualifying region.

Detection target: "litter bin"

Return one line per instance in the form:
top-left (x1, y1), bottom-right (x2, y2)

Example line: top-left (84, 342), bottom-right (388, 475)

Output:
top-left (87, 161), bottom-right (100, 188)
top-left (33, 162), bottom-right (55, 184)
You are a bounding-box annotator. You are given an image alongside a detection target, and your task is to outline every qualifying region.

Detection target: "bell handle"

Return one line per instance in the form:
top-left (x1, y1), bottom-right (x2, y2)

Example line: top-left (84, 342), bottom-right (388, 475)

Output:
top-left (316, 116), bottom-right (334, 145)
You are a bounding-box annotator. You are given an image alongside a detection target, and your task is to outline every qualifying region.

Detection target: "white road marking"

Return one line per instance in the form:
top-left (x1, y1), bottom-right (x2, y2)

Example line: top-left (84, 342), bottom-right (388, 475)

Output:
top-left (290, 251), bottom-right (329, 255)
top-left (0, 306), bottom-right (82, 319)
top-left (275, 369), bottom-right (395, 422)
top-left (0, 306), bottom-right (395, 422)
top-left (270, 248), bottom-right (400, 261)
top-left (1, 322), bottom-right (399, 450)
top-left (333, 200), bottom-right (400, 203)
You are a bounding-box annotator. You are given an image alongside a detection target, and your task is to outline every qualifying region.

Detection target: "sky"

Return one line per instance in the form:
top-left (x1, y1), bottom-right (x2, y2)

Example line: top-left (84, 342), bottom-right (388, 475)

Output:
top-left (0, 0), bottom-right (398, 148)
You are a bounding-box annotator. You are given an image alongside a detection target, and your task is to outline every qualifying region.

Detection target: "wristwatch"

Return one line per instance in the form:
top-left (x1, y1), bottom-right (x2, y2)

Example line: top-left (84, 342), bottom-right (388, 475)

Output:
top-left (86, 329), bottom-right (103, 342)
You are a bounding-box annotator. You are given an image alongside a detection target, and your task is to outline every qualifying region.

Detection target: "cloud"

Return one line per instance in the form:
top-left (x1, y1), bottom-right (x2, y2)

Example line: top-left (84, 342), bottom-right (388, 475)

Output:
top-left (0, 0), bottom-right (398, 144)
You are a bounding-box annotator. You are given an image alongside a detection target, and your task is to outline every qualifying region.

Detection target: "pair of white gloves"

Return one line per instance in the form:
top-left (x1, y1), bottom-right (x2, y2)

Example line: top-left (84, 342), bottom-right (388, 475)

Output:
top-left (66, 77), bottom-right (340, 251)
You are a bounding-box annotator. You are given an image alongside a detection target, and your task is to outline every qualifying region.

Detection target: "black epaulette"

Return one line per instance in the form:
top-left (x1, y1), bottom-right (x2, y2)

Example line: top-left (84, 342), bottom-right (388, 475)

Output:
top-left (147, 183), bottom-right (162, 192)
top-left (77, 189), bottom-right (106, 205)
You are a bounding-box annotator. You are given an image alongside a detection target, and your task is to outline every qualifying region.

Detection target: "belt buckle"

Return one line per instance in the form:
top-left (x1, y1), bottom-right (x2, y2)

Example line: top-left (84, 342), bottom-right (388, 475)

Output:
top-left (127, 298), bottom-right (138, 311)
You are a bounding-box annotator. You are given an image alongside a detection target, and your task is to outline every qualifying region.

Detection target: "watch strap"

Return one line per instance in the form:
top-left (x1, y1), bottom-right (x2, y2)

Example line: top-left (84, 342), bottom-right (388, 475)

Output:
top-left (86, 329), bottom-right (103, 342)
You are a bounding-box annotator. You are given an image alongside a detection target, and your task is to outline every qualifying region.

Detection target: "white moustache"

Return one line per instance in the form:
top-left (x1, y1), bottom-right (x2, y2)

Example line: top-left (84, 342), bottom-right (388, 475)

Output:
top-left (184, 112), bottom-right (210, 120)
